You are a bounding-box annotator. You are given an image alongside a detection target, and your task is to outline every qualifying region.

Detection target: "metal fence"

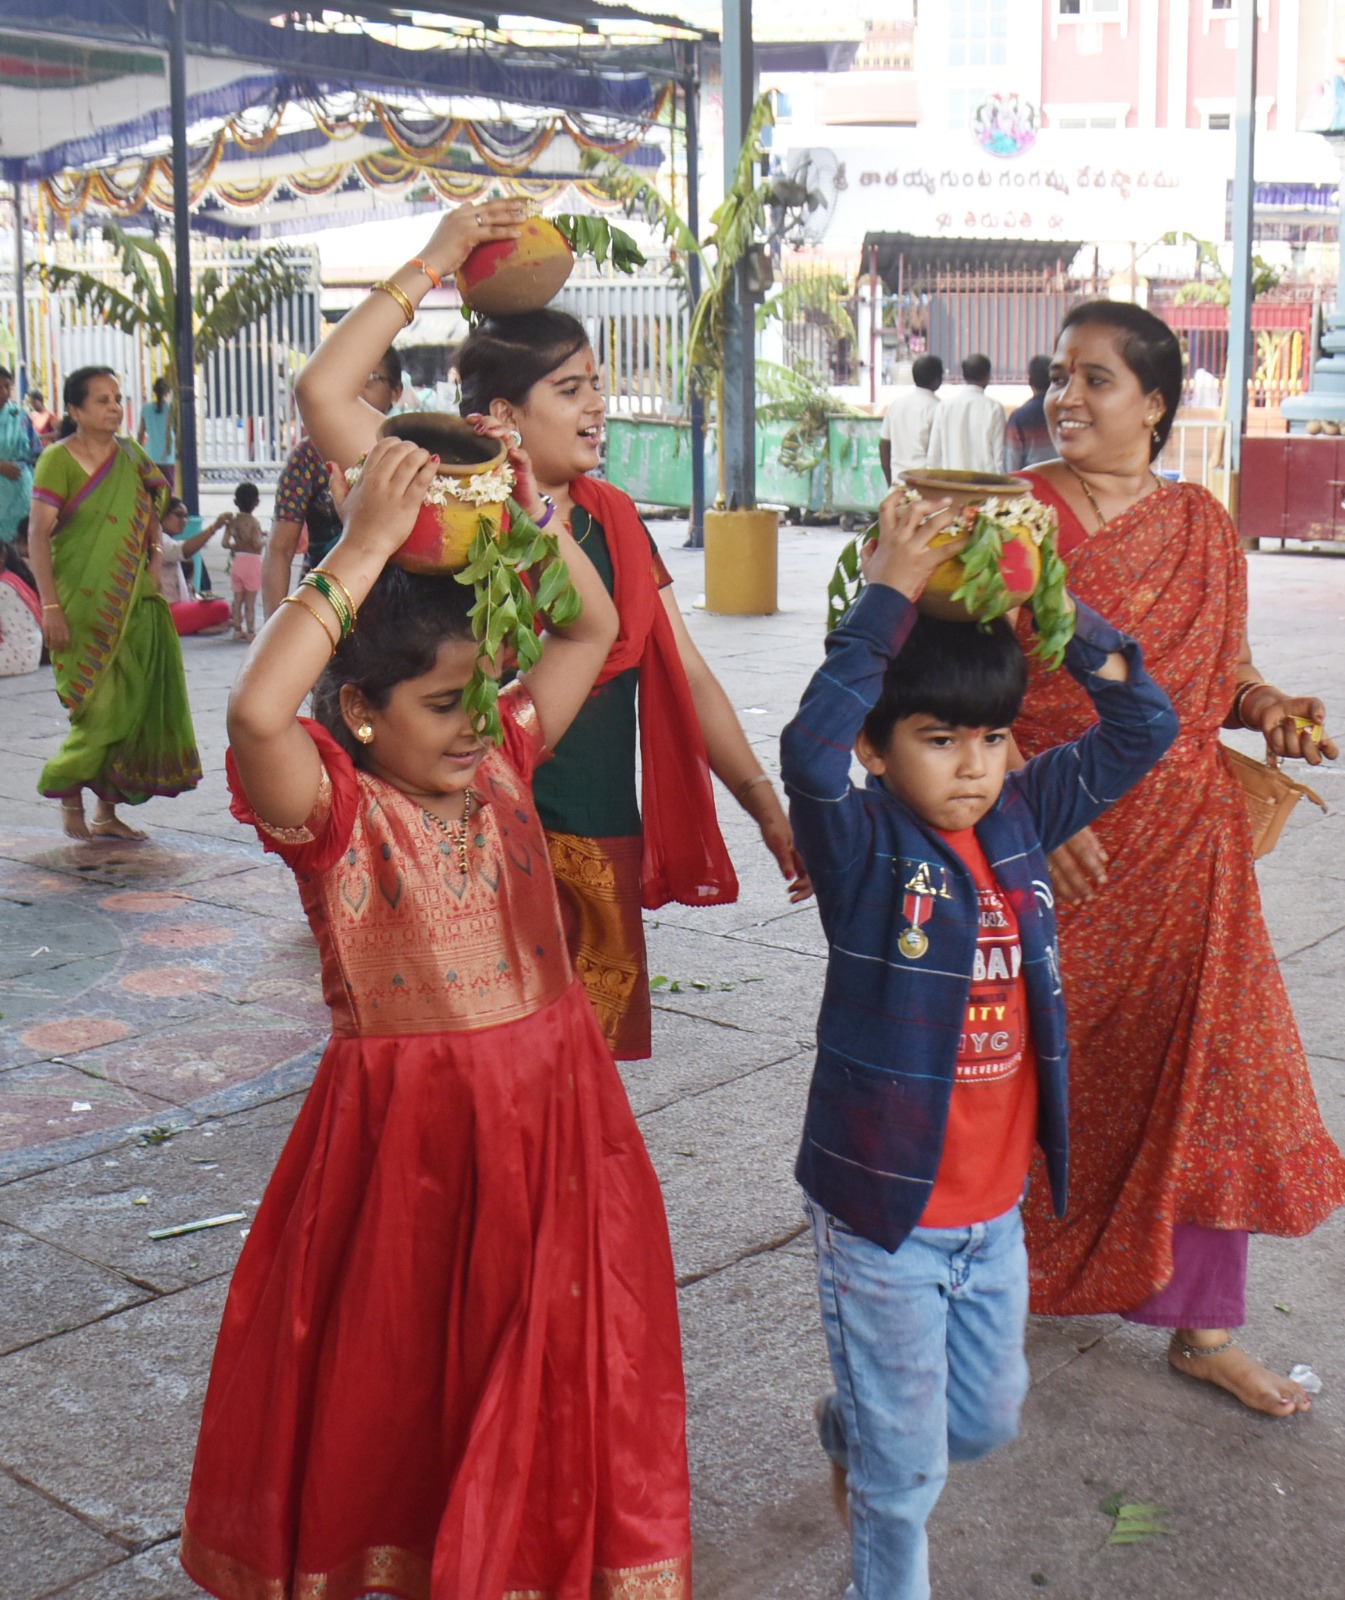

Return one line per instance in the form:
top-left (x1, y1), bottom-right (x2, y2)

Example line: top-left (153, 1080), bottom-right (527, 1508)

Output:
top-left (553, 258), bottom-right (690, 418)
top-left (1, 246), bottom-right (320, 479)
top-left (922, 272), bottom-right (1074, 385)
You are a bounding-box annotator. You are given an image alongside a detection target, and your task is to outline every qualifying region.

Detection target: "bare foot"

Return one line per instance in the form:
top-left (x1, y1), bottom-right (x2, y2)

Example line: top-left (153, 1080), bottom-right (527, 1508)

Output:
top-left (60, 797), bottom-right (91, 840)
top-left (1169, 1332), bottom-right (1310, 1415)
top-left (89, 807), bottom-right (149, 842)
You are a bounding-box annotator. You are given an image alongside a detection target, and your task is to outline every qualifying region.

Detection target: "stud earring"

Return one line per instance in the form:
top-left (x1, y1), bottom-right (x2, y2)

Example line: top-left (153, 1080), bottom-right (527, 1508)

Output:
top-left (506, 427), bottom-right (522, 449)
top-left (355, 722), bottom-right (374, 744)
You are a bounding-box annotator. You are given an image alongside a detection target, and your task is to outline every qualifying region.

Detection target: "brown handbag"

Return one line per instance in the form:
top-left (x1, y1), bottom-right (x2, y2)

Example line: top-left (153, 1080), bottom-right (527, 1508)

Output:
top-left (1220, 744), bottom-right (1328, 858)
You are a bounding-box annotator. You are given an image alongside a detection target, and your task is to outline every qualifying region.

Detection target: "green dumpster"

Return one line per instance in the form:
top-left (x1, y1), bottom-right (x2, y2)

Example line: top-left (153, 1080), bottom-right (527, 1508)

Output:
top-left (826, 417), bottom-right (886, 516)
top-left (605, 416), bottom-right (693, 508)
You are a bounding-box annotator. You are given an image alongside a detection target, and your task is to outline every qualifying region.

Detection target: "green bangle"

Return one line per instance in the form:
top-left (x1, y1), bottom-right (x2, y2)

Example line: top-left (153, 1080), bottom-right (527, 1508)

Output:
top-left (300, 570), bottom-right (354, 640)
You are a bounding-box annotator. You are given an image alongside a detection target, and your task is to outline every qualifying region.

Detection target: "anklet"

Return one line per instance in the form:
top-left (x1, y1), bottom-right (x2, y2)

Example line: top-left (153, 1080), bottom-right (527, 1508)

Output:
top-left (1171, 1335), bottom-right (1236, 1360)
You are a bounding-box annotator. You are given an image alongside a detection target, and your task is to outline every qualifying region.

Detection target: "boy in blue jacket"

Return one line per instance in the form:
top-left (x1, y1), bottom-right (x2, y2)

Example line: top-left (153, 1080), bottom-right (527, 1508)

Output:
top-left (781, 489), bottom-right (1178, 1600)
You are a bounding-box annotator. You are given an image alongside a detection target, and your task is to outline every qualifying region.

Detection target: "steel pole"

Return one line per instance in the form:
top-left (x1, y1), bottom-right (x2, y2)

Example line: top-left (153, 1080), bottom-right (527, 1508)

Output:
top-left (720, 0), bottom-right (756, 510)
top-left (1226, 0), bottom-right (1259, 479)
top-left (169, 0), bottom-right (199, 512)
top-left (684, 50), bottom-right (706, 546)
top-left (12, 184), bottom-right (28, 394)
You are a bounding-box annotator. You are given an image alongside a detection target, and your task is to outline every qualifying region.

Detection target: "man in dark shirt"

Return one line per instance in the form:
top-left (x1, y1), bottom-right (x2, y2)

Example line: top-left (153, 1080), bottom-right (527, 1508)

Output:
top-left (1005, 354), bottom-right (1054, 472)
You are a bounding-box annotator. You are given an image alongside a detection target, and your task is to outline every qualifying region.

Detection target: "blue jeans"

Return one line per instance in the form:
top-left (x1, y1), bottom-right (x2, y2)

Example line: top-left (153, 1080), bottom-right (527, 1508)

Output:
top-left (805, 1194), bottom-right (1029, 1600)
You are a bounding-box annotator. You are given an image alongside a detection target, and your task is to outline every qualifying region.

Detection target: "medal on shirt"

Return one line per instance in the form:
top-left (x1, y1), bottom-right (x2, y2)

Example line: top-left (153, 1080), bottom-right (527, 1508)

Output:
top-left (898, 862), bottom-right (950, 960)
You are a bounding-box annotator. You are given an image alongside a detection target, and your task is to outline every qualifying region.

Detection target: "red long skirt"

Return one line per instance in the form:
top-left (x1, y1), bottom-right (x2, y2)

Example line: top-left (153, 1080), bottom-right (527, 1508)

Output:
top-left (181, 983), bottom-right (691, 1600)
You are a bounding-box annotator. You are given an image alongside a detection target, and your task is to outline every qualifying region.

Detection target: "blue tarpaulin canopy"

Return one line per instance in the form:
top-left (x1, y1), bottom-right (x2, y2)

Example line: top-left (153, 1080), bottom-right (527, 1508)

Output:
top-left (0, 1), bottom-right (696, 183)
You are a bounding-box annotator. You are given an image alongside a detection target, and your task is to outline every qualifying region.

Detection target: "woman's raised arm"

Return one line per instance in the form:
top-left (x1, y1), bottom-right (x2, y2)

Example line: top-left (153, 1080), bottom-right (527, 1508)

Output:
top-left (295, 201), bottom-right (526, 469)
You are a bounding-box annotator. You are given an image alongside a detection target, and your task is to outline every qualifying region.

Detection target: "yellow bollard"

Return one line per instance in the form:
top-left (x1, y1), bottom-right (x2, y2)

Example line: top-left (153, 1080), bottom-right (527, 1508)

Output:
top-left (703, 508), bottom-right (779, 615)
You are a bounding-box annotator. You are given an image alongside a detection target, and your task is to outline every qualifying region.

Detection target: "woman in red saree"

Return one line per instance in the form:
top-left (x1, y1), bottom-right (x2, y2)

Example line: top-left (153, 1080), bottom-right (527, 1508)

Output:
top-left (1014, 300), bottom-right (1345, 1415)
top-left (296, 200), bottom-right (809, 1061)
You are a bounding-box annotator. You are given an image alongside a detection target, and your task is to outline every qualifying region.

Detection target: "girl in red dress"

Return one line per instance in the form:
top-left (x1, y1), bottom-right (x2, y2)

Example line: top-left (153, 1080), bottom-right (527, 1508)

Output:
top-left (181, 436), bottom-right (692, 1600)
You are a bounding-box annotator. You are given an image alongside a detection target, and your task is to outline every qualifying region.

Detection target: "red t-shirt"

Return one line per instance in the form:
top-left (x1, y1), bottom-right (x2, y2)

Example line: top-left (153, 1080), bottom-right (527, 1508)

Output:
top-left (919, 828), bottom-right (1039, 1228)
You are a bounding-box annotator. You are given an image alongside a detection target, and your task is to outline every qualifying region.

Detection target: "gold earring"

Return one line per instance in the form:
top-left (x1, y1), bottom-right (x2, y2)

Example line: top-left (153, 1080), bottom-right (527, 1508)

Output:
top-left (355, 722), bottom-right (374, 744)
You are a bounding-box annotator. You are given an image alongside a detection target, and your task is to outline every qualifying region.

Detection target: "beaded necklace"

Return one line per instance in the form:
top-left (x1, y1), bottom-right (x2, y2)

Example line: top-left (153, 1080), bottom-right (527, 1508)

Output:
top-left (423, 791), bottom-right (475, 874)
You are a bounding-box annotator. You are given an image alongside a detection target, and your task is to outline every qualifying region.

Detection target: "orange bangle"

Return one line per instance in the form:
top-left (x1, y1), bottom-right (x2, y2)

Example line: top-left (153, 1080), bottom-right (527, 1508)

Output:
top-left (410, 257), bottom-right (442, 290)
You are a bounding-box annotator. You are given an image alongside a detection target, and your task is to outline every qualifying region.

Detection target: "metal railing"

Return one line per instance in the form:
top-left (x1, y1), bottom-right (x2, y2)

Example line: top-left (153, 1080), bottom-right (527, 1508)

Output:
top-left (1, 247), bottom-right (320, 480)
top-left (1158, 418), bottom-right (1230, 495)
top-left (554, 259), bottom-right (689, 418)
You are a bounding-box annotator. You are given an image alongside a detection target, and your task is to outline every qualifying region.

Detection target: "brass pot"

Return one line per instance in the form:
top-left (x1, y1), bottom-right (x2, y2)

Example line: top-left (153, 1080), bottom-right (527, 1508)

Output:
top-left (376, 413), bottom-right (508, 574)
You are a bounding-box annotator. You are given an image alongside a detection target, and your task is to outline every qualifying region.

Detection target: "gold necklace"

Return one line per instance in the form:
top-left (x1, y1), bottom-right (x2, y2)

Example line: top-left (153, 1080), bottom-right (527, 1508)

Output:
top-left (1066, 464), bottom-right (1165, 530)
top-left (570, 506), bottom-right (592, 546)
top-left (1067, 465), bottom-right (1106, 529)
top-left (424, 791), bottom-right (475, 874)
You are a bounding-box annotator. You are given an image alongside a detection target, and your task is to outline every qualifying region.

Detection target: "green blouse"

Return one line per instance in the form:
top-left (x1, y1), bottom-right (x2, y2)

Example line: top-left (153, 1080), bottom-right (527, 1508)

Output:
top-left (532, 507), bottom-right (670, 840)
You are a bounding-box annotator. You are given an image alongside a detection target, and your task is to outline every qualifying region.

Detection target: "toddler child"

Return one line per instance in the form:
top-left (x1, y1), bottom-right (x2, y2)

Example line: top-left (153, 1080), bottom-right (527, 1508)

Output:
top-left (182, 436), bottom-right (692, 1600)
top-left (780, 488), bottom-right (1178, 1600)
top-left (210, 481), bottom-right (264, 640)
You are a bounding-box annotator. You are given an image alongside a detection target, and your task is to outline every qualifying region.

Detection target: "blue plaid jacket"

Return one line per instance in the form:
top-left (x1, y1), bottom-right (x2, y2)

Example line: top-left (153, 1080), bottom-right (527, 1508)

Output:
top-left (781, 584), bottom-right (1179, 1253)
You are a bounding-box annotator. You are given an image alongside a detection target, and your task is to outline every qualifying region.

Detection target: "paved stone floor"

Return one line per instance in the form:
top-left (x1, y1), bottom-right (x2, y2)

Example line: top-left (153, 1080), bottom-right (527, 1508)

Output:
top-left (2, 521), bottom-right (1345, 1599)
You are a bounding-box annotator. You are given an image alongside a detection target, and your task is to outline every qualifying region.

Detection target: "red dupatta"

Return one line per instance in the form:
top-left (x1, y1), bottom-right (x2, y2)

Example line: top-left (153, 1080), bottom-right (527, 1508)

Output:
top-left (568, 475), bottom-right (738, 910)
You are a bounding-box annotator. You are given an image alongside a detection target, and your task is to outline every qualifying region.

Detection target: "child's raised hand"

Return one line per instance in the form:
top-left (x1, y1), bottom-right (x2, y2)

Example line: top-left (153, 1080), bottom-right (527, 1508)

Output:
top-left (862, 488), bottom-right (966, 601)
top-left (337, 437), bottom-right (440, 561)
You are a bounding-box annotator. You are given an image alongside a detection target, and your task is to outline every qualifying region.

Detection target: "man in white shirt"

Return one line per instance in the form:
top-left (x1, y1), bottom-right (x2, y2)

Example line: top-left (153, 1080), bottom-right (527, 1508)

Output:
top-left (879, 355), bottom-right (944, 484)
top-left (924, 353), bottom-right (1007, 476)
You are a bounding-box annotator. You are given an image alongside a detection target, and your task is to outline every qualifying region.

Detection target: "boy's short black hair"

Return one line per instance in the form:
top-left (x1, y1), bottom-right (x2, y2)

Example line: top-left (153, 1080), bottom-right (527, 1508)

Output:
top-left (862, 614), bottom-right (1028, 749)
top-left (234, 481), bottom-right (260, 512)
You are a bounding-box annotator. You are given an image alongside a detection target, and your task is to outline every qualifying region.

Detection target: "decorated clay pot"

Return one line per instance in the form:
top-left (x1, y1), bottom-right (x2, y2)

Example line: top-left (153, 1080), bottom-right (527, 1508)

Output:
top-left (455, 216), bottom-right (575, 317)
top-left (899, 469), bottom-right (1044, 622)
top-left (376, 413), bottom-right (511, 574)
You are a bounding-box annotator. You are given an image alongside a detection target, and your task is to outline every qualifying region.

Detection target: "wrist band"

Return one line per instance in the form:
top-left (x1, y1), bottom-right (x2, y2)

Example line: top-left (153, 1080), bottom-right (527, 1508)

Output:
top-left (410, 257), bottom-right (442, 290)
top-left (42, 602), bottom-right (62, 612)
top-left (735, 772), bottom-right (773, 802)
top-left (280, 592), bottom-right (338, 656)
top-left (535, 494), bottom-right (555, 529)
top-left (371, 279), bottom-right (415, 326)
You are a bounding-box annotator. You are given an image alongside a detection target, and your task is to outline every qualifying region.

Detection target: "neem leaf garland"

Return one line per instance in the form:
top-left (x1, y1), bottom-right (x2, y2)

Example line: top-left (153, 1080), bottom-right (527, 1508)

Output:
top-left (823, 494), bottom-right (1076, 670)
top-left (454, 499), bottom-right (582, 743)
top-left (551, 214), bottom-right (647, 275)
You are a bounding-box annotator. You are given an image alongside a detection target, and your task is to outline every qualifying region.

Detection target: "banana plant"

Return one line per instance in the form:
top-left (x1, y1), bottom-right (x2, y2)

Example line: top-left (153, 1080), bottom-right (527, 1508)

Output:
top-left (32, 222), bottom-right (304, 482)
top-left (581, 93), bottom-right (779, 506)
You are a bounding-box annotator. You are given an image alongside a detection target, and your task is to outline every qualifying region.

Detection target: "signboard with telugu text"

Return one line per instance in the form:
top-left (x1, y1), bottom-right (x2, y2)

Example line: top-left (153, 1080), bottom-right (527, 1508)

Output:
top-left (786, 129), bottom-right (1338, 248)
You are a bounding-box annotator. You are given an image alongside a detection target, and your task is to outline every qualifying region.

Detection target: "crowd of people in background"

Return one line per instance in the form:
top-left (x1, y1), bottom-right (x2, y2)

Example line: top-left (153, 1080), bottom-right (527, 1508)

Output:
top-left (881, 347), bottom-right (1066, 480)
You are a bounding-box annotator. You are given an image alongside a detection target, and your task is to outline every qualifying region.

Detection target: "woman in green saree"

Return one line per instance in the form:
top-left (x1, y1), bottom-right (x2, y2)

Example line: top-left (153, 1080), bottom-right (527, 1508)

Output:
top-left (28, 367), bottom-right (201, 840)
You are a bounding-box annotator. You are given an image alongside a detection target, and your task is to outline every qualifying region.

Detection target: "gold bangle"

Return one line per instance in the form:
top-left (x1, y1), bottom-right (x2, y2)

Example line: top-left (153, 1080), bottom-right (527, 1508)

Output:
top-left (280, 592), bottom-right (338, 656)
top-left (308, 566), bottom-right (358, 624)
top-left (42, 602), bottom-right (62, 612)
top-left (734, 772), bottom-right (773, 802)
top-left (1234, 681), bottom-right (1273, 729)
top-left (371, 279), bottom-right (415, 326)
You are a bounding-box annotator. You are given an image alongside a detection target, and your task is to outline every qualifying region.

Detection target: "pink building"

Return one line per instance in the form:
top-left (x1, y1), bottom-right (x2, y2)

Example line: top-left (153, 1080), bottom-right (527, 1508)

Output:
top-left (1040, 0), bottom-right (1288, 131)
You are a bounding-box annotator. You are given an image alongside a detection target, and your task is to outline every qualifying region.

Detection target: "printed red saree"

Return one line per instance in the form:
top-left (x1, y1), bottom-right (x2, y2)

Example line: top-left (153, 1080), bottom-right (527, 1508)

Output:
top-left (1015, 475), bottom-right (1345, 1315)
